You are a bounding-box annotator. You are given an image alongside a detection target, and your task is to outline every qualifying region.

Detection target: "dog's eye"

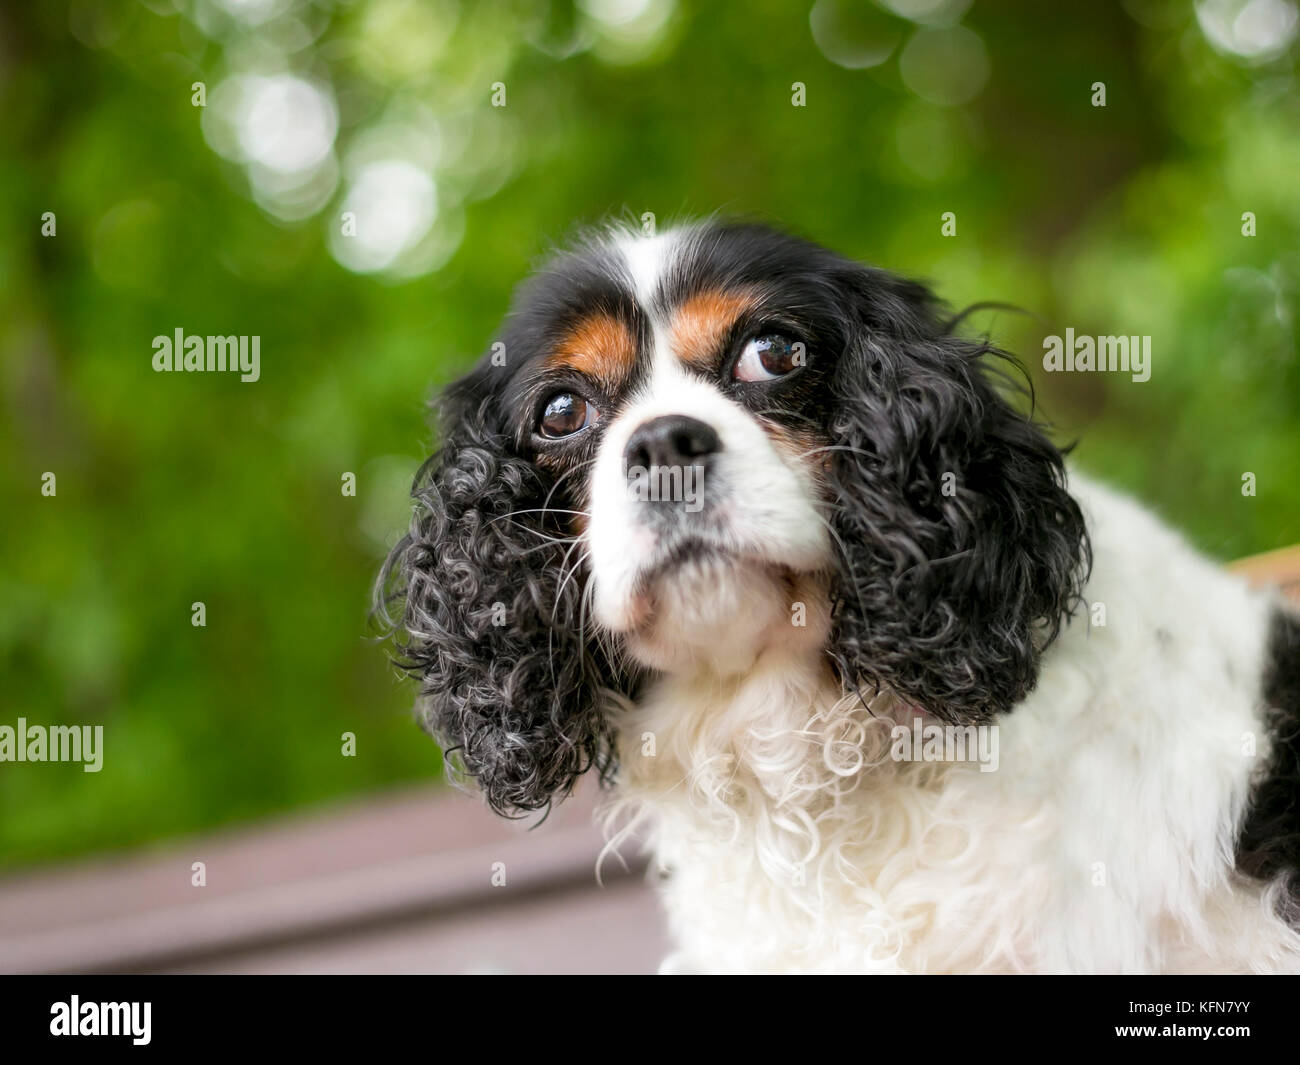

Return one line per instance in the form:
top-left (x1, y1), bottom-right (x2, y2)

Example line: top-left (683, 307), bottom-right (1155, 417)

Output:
top-left (538, 392), bottom-right (597, 438)
top-left (733, 334), bottom-right (801, 382)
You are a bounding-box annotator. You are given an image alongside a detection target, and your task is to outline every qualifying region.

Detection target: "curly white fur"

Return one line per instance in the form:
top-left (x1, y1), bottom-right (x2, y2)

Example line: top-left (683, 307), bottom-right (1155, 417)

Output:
top-left (602, 476), bottom-right (1300, 974)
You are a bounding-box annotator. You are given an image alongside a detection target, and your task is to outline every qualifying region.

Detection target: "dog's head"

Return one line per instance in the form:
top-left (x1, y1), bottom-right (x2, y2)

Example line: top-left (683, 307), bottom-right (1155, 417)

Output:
top-left (377, 220), bottom-right (1090, 814)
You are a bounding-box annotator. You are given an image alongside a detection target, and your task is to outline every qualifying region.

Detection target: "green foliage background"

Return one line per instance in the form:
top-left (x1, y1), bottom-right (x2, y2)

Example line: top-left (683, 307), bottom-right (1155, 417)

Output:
top-left (1, 0), bottom-right (1297, 865)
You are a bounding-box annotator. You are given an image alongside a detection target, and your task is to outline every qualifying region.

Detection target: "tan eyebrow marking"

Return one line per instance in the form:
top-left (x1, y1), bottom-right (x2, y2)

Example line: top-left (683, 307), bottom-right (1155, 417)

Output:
top-left (670, 288), bottom-right (761, 370)
top-left (545, 313), bottom-right (638, 391)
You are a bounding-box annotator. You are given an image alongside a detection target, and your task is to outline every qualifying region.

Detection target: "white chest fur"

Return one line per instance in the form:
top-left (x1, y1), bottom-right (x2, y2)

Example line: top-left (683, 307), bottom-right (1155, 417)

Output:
top-left (609, 477), bottom-right (1300, 973)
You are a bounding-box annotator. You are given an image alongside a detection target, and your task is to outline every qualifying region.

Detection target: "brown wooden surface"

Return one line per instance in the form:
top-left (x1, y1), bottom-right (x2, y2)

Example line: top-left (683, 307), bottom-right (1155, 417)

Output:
top-left (1228, 543), bottom-right (1300, 599)
top-left (0, 782), bottom-right (666, 975)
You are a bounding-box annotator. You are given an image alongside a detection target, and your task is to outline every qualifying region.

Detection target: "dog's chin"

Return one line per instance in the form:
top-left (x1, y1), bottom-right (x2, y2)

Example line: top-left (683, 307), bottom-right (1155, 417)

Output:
top-left (615, 544), bottom-right (830, 677)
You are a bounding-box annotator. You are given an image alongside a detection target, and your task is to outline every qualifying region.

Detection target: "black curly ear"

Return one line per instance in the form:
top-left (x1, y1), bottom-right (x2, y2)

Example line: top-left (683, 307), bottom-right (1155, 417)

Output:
top-left (375, 373), bottom-right (623, 816)
top-left (826, 269), bottom-right (1091, 723)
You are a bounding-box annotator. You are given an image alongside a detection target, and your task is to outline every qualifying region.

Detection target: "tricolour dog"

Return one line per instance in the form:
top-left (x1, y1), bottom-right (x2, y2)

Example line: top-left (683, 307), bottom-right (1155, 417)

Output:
top-left (377, 220), bottom-right (1300, 973)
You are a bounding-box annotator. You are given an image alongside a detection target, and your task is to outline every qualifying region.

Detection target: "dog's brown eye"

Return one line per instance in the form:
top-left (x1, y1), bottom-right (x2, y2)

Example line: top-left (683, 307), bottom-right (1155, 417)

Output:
top-left (733, 334), bottom-right (802, 382)
top-left (538, 392), bottom-right (596, 438)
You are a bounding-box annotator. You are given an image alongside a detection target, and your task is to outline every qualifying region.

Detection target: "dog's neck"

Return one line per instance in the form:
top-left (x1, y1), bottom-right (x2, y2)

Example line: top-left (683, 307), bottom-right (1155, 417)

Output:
top-left (612, 620), bottom-right (919, 838)
top-left (607, 630), bottom-right (1015, 974)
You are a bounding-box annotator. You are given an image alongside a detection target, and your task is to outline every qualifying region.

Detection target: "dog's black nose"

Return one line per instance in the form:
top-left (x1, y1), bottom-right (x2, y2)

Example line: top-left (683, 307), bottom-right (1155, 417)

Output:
top-left (624, 415), bottom-right (720, 471)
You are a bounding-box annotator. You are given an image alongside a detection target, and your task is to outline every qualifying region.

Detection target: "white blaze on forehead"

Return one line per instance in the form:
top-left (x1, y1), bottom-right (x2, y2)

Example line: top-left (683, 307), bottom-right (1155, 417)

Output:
top-left (613, 227), bottom-right (680, 310)
top-left (611, 225), bottom-right (688, 394)
top-left (610, 224), bottom-right (714, 391)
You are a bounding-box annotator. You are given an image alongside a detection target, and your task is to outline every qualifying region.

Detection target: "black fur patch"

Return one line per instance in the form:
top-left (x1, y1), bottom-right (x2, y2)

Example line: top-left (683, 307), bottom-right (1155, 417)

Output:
top-left (372, 236), bottom-right (647, 816)
top-left (1236, 608), bottom-right (1300, 917)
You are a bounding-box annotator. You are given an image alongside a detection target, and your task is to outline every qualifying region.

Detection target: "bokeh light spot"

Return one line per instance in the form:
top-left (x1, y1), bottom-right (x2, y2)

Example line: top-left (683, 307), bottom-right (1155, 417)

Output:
top-left (899, 24), bottom-right (989, 106)
top-left (809, 0), bottom-right (901, 69)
